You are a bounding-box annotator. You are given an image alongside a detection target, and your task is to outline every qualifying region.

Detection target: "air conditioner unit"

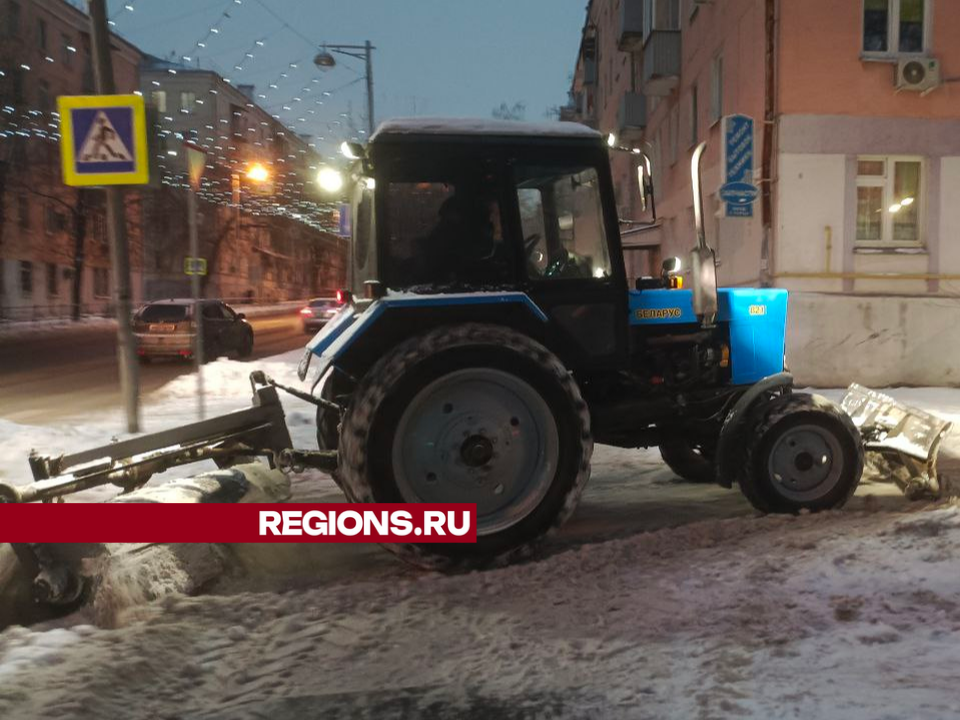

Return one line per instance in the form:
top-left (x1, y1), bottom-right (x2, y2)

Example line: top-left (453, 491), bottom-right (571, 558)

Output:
top-left (896, 57), bottom-right (941, 93)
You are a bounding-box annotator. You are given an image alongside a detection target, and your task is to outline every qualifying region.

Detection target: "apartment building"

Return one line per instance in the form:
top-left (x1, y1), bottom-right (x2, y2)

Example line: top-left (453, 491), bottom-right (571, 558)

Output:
top-left (567, 0), bottom-right (960, 385)
top-left (0, 0), bottom-right (143, 319)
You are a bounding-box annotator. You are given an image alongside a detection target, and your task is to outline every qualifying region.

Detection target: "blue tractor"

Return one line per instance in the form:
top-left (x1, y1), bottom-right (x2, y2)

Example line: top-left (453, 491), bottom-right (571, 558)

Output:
top-left (298, 118), bottom-right (865, 568)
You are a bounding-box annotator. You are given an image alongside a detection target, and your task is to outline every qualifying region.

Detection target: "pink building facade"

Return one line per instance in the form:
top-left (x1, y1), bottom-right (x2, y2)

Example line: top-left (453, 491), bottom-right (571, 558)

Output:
top-left (567, 0), bottom-right (960, 386)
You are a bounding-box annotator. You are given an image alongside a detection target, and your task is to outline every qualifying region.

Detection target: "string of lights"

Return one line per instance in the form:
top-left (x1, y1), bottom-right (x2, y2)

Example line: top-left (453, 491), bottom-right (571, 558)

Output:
top-left (179, 0), bottom-right (244, 66)
top-left (108, 0), bottom-right (138, 26)
top-left (0, 1), bottom-right (371, 217)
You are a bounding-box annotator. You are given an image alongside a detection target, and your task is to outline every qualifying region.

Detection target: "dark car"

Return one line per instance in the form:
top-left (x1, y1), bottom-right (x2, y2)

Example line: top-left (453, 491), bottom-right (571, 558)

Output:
top-left (300, 298), bottom-right (340, 333)
top-left (134, 299), bottom-right (254, 362)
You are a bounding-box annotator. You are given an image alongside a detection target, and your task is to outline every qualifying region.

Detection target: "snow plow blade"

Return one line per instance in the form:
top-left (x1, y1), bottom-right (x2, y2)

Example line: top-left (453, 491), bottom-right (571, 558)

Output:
top-left (841, 383), bottom-right (953, 499)
top-left (0, 371), bottom-right (339, 621)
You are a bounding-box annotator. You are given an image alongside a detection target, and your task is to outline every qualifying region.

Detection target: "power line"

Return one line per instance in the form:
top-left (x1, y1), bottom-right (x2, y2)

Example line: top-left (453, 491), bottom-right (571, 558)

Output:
top-left (250, 0), bottom-right (319, 51)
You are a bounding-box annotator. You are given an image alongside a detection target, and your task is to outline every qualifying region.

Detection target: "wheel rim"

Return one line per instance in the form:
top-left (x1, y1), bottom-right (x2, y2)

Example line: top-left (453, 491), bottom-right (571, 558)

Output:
top-left (766, 423), bottom-right (844, 502)
top-left (391, 368), bottom-right (560, 536)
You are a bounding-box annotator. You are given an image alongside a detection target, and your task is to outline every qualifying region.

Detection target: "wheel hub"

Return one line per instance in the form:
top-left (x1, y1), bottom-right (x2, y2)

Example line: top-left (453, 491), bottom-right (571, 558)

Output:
top-left (461, 435), bottom-right (495, 467)
top-left (391, 368), bottom-right (559, 536)
top-left (767, 423), bottom-right (843, 500)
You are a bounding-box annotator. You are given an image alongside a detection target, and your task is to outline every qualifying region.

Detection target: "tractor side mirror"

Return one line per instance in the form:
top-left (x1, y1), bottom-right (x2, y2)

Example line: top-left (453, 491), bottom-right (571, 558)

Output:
top-left (637, 153), bottom-right (655, 220)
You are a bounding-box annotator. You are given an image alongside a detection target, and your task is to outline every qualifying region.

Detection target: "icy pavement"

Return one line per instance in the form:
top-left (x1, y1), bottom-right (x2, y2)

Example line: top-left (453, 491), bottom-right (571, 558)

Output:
top-left (3, 353), bottom-right (960, 718)
top-left (2, 503), bottom-right (960, 719)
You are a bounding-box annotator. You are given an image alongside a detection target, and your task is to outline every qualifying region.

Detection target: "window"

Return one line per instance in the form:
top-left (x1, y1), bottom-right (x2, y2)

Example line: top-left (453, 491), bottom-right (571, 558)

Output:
top-left (353, 183), bottom-right (375, 279)
top-left (17, 195), bottom-right (29, 230)
top-left (689, 83), bottom-right (699, 147)
top-left (62, 34), bottom-right (73, 65)
top-left (856, 156), bottom-right (922, 245)
top-left (12, 67), bottom-right (24, 104)
top-left (20, 261), bottom-right (32, 297)
top-left (91, 211), bottom-right (107, 245)
top-left (179, 91), bottom-right (196, 113)
top-left (44, 204), bottom-right (61, 234)
top-left (151, 90), bottom-right (167, 113)
top-left (38, 80), bottom-right (50, 113)
top-left (710, 55), bottom-right (723, 125)
top-left (230, 105), bottom-right (244, 135)
top-left (93, 267), bottom-right (109, 298)
top-left (644, 0), bottom-right (681, 42)
top-left (863, 0), bottom-right (928, 55)
top-left (384, 180), bottom-right (508, 287)
top-left (6, 0), bottom-right (20, 36)
top-left (47, 263), bottom-right (58, 297)
top-left (138, 304), bottom-right (187, 323)
top-left (517, 166), bottom-right (611, 281)
top-left (202, 303), bottom-right (229, 320)
top-left (37, 18), bottom-right (46, 50)
top-left (668, 104), bottom-right (679, 166)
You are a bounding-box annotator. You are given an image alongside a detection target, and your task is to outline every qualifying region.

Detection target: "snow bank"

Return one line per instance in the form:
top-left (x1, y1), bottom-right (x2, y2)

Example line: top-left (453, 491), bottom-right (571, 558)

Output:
top-left (0, 315), bottom-right (115, 340)
top-left (0, 349), bottom-right (318, 495)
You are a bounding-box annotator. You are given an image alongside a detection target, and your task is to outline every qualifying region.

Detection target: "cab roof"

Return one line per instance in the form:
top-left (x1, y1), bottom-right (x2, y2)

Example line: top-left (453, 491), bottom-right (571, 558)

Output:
top-left (370, 117), bottom-right (602, 145)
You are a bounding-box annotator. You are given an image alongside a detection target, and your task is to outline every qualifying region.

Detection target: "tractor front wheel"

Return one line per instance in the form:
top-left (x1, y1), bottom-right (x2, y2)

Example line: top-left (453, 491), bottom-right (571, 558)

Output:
top-left (659, 435), bottom-right (716, 483)
top-left (738, 393), bottom-right (863, 514)
top-left (337, 323), bottom-right (592, 570)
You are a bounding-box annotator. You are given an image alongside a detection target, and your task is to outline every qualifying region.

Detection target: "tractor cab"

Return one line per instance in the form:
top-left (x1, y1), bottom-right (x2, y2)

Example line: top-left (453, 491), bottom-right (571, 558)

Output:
top-left (339, 118), bottom-right (630, 373)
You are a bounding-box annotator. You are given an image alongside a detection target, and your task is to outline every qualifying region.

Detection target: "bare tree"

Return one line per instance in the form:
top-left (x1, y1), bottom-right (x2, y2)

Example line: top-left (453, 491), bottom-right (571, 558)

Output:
top-left (492, 101), bottom-right (527, 121)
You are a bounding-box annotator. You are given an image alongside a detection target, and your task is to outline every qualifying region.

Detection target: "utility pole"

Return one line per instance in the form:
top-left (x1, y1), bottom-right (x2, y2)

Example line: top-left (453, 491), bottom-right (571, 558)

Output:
top-left (187, 187), bottom-right (205, 420)
top-left (87, 0), bottom-right (140, 432)
top-left (364, 40), bottom-right (375, 137)
top-left (314, 42), bottom-right (375, 136)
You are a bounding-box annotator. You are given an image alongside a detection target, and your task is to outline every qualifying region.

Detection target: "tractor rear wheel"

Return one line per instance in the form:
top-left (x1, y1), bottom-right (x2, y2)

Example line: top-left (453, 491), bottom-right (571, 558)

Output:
top-left (738, 393), bottom-right (863, 514)
top-left (659, 436), bottom-right (716, 483)
top-left (338, 323), bottom-right (592, 570)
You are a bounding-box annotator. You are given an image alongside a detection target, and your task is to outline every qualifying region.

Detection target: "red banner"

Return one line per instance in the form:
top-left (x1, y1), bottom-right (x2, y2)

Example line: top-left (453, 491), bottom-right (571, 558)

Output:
top-left (0, 504), bottom-right (477, 543)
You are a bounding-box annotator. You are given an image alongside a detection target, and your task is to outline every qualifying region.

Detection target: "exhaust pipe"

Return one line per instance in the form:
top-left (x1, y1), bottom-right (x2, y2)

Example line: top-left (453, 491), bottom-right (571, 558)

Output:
top-left (688, 142), bottom-right (718, 324)
top-left (691, 141), bottom-right (708, 251)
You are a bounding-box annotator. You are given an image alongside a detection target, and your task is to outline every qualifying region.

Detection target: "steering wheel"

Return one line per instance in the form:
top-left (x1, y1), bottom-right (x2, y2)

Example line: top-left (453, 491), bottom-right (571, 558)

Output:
top-left (523, 233), bottom-right (541, 256)
top-left (544, 251), bottom-right (576, 278)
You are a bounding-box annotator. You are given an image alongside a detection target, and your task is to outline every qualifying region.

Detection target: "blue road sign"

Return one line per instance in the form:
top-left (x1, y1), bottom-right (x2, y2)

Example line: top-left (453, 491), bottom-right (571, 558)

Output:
top-left (337, 203), bottom-right (352, 237)
top-left (720, 114), bottom-right (757, 218)
top-left (58, 94), bottom-right (149, 186)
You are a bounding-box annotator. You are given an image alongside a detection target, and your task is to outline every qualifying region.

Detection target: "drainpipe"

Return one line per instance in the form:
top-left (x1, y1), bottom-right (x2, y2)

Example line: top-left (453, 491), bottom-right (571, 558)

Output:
top-left (759, 0), bottom-right (777, 287)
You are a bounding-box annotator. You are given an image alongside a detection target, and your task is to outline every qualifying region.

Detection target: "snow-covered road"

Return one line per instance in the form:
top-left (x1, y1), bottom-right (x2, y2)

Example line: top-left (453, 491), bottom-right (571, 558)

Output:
top-left (2, 351), bottom-right (960, 718)
top-left (2, 502), bottom-right (960, 719)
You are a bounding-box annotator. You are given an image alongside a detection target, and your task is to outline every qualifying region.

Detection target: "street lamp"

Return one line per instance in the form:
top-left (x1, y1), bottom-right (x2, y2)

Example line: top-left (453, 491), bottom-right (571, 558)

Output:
top-left (314, 41), bottom-right (375, 137)
top-left (246, 162), bottom-right (269, 183)
top-left (317, 166), bottom-right (344, 193)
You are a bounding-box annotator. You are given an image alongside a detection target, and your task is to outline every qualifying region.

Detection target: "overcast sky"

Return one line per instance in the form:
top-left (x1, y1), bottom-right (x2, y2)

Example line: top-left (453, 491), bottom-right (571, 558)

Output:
top-left (101, 0), bottom-right (585, 159)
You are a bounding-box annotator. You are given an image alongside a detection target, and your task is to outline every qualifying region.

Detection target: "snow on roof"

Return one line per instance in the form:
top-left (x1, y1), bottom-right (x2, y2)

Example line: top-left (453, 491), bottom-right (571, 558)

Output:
top-left (371, 117), bottom-right (601, 141)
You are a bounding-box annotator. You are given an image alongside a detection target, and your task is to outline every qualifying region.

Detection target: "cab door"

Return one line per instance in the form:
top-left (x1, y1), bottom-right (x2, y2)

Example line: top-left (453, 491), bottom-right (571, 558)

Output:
top-left (509, 154), bottom-right (628, 372)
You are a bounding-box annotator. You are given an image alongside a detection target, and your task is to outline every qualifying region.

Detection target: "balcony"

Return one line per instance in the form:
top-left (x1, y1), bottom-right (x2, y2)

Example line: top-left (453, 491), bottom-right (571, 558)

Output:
top-left (617, 0), bottom-right (644, 52)
top-left (642, 30), bottom-right (681, 96)
top-left (582, 56), bottom-right (597, 86)
top-left (618, 92), bottom-right (647, 139)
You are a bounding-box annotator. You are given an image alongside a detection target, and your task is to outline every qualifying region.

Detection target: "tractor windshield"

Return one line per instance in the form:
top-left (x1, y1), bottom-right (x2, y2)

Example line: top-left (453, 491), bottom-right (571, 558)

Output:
top-left (517, 166), bottom-right (612, 281)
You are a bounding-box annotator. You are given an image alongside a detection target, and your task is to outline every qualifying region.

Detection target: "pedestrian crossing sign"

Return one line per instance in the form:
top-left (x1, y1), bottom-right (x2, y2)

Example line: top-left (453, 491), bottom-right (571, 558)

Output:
top-left (58, 94), bottom-right (149, 186)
